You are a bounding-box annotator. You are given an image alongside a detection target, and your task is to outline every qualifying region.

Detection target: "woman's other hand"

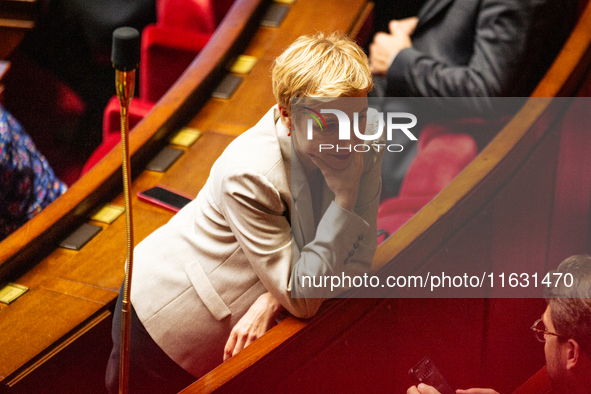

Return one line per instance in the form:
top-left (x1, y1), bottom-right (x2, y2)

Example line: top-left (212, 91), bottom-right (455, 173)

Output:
top-left (223, 292), bottom-right (284, 361)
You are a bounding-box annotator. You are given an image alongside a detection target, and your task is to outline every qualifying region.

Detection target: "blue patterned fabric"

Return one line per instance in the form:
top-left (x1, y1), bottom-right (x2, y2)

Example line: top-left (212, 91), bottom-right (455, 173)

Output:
top-left (0, 105), bottom-right (67, 240)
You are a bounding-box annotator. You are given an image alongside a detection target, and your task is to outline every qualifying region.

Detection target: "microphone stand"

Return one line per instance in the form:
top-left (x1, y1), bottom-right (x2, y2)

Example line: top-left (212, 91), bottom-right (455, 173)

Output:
top-left (118, 66), bottom-right (135, 394)
top-left (111, 27), bottom-right (140, 394)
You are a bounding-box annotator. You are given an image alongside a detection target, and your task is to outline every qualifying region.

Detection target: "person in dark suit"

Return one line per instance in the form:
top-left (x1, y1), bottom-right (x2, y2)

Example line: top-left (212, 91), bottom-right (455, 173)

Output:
top-left (369, 0), bottom-right (578, 198)
top-left (371, 0), bottom-right (576, 102)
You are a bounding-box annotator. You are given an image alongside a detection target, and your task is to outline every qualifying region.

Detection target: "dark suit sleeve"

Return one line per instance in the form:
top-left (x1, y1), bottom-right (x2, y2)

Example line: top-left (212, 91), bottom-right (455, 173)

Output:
top-left (387, 0), bottom-right (530, 101)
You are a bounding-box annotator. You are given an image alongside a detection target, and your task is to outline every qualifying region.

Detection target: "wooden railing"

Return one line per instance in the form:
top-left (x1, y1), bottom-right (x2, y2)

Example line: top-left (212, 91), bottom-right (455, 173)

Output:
top-left (0, 0), bottom-right (37, 59)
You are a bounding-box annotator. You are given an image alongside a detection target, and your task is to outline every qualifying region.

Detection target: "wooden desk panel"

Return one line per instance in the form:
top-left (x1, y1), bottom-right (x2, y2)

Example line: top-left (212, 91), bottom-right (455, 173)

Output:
top-left (0, 286), bottom-right (106, 380)
top-left (161, 132), bottom-right (236, 197)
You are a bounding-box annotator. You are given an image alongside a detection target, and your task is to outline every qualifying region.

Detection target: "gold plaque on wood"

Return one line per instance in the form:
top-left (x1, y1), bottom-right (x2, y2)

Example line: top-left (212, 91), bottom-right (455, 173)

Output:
top-left (230, 55), bottom-right (258, 74)
top-left (169, 128), bottom-right (202, 147)
top-left (0, 283), bottom-right (29, 305)
top-left (91, 204), bottom-right (125, 224)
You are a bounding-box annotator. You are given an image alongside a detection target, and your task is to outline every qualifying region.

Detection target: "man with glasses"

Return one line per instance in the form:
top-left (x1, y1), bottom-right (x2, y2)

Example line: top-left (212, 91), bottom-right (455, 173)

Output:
top-left (408, 255), bottom-right (591, 394)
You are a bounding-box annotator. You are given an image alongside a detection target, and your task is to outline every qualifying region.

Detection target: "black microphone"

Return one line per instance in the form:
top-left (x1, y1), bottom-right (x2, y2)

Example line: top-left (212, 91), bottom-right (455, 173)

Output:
top-left (112, 27), bottom-right (140, 71)
top-left (112, 27), bottom-right (140, 109)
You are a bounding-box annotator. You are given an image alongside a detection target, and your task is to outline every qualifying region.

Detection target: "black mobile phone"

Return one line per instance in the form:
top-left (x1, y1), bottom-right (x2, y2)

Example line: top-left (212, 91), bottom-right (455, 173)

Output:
top-left (137, 186), bottom-right (192, 213)
top-left (409, 356), bottom-right (455, 394)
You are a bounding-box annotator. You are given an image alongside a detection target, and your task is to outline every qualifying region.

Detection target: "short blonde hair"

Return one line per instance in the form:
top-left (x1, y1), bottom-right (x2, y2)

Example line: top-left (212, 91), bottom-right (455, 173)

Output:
top-left (272, 32), bottom-right (373, 114)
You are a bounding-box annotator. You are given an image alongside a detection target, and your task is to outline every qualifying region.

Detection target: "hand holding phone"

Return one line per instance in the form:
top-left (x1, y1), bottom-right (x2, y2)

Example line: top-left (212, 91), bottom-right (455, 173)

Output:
top-left (409, 356), bottom-right (455, 394)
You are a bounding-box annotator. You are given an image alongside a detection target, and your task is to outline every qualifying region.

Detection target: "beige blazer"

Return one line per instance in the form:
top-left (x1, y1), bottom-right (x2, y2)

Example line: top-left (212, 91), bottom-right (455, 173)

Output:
top-left (131, 105), bottom-right (383, 378)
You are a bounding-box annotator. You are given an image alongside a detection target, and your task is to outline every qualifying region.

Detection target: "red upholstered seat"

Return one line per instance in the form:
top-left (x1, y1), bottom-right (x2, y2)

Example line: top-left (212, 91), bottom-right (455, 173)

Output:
top-left (141, 0), bottom-right (219, 102)
top-left (157, 0), bottom-right (216, 35)
top-left (87, 0), bottom-right (234, 174)
top-left (81, 132), bottom-right (124, 175)
top-left (377, 123), bottom-right (479, 240)
top-left (140, 25), bottom-right (210, 103)
top-left (82, 97), bottom-right (153, 174)
top-left (398, 125), bottom-right (479, 197)
top-left (101, 96), bottom-right (153, 142)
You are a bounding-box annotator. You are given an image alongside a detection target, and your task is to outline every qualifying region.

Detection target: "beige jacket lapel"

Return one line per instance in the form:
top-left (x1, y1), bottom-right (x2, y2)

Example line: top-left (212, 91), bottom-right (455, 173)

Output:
top-left (287, 144), bottom-right (316, 249)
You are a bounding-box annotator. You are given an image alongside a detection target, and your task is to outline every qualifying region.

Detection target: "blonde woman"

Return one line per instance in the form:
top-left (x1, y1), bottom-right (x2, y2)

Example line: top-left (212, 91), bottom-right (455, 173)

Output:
top-left (107, 32), bottom-right (383, 393)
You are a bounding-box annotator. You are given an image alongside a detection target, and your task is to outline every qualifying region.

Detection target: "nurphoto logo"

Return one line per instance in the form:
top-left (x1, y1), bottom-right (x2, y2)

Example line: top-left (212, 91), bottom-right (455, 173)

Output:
top-left (304, 108), bottom-right (418, 153)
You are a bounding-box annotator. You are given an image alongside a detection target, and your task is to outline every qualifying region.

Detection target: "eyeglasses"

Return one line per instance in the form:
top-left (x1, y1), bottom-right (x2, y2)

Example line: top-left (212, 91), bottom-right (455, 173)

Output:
top-left (530, 318), bottom-right (563, 343)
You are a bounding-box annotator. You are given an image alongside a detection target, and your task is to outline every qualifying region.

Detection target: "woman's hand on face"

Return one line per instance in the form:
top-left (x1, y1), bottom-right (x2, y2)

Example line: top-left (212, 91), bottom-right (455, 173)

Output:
top-left (309, 150), bottom-right (364, 211)
top-left (223, 292), bottom-right (284, 361)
